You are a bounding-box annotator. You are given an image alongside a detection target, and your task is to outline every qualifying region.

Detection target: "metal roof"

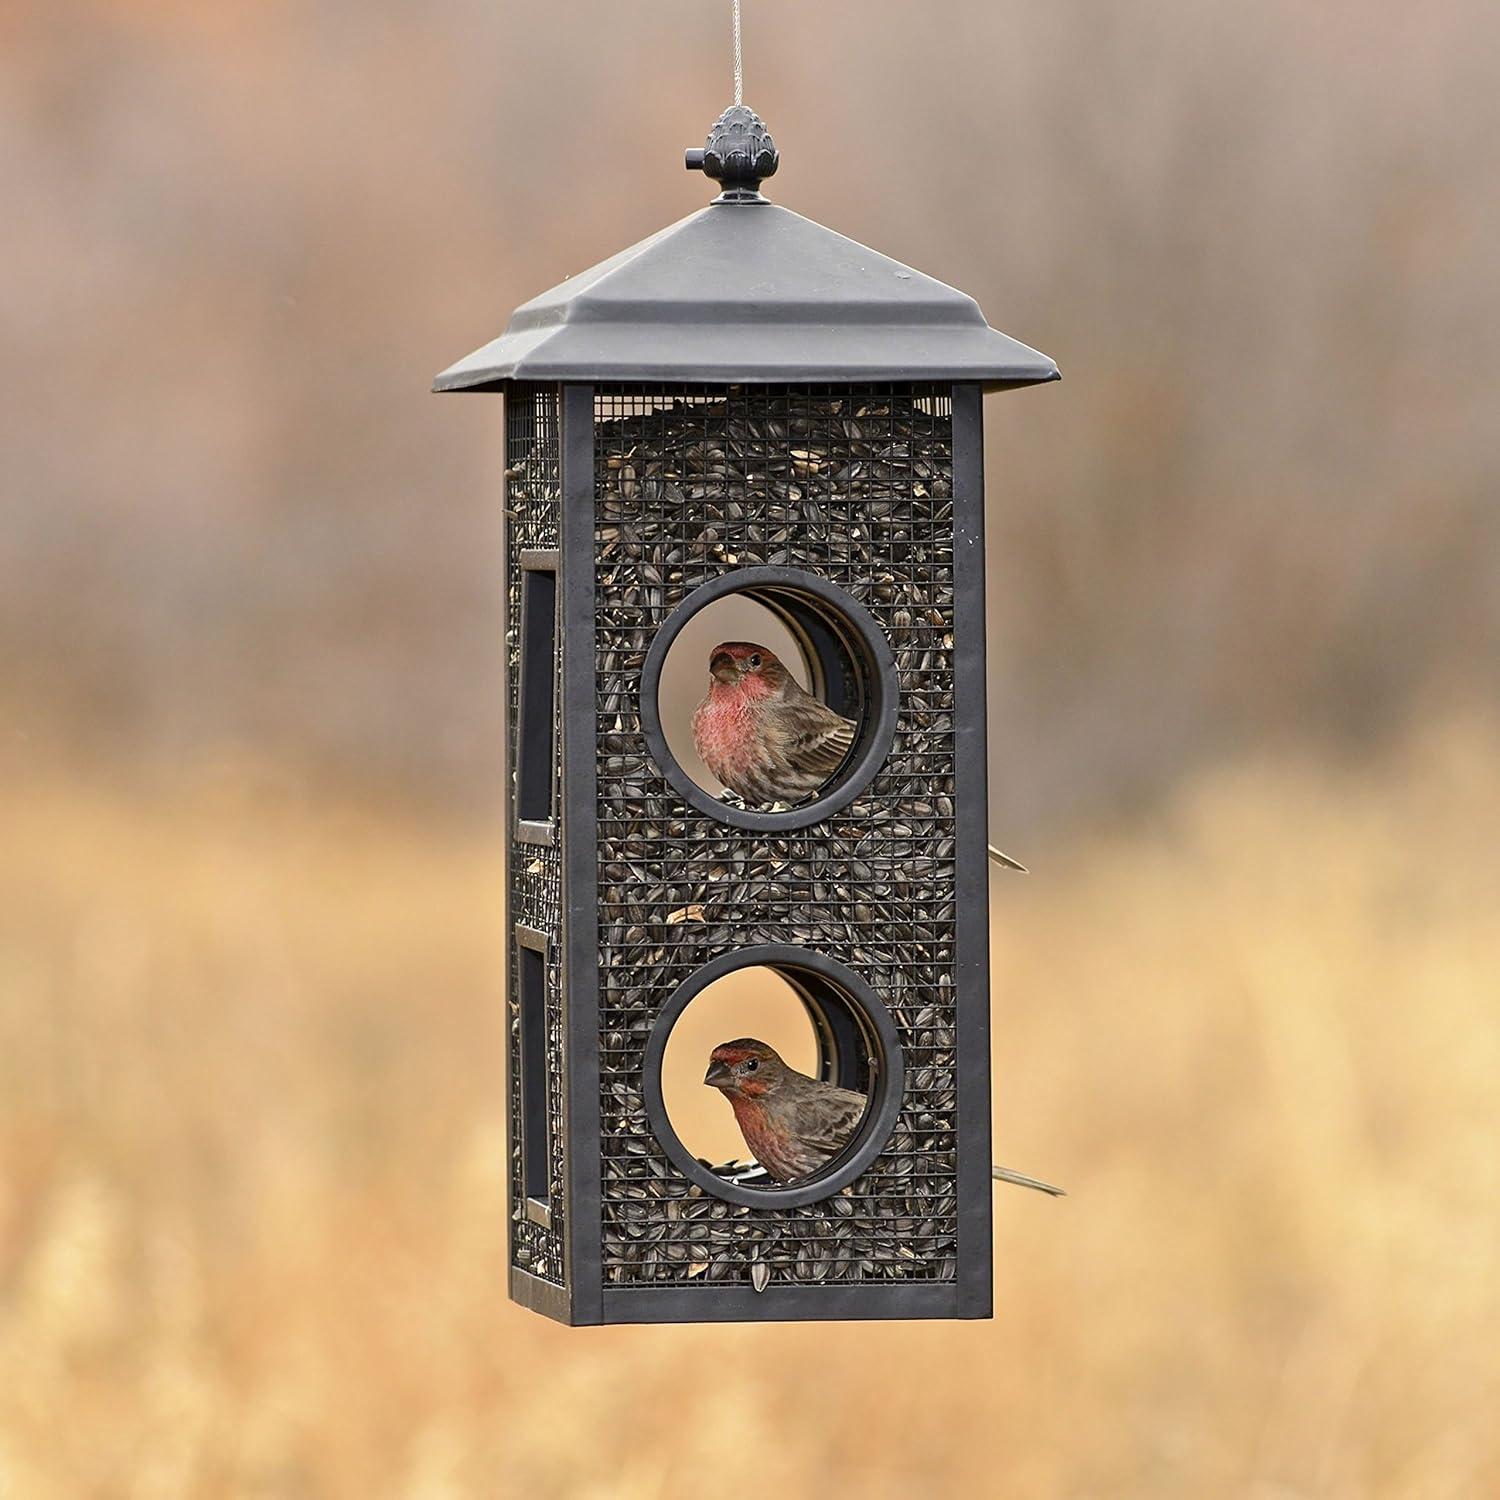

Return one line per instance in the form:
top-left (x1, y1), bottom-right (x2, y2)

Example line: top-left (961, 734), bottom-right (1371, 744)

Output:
top-left (434, 109), bottom-right (1058, 393)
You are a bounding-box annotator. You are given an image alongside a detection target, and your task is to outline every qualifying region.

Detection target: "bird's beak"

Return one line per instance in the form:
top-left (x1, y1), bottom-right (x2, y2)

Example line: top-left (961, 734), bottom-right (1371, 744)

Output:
top-left (703, 1060), bottom-right (732, 1089)
top-left (710, 652), bottom-right (737, 683)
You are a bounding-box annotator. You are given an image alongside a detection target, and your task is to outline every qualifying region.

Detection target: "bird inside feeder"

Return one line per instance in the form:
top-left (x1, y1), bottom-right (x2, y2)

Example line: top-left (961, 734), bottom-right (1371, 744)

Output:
top-left (692, 640), bottom-right (856, 810)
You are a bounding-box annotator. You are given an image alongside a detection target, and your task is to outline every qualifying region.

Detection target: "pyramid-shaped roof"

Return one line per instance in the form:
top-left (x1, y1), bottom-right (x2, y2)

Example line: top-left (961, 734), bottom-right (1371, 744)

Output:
top-left (434, 196), bottom-right (1058, 392)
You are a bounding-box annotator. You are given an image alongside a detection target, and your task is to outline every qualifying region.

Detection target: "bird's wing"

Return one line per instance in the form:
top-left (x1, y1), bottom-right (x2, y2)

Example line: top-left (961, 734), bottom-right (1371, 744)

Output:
top-left (768, 696), bottom-right (858, 779)
top-left (791, 1085), bottom-right (869, 1160)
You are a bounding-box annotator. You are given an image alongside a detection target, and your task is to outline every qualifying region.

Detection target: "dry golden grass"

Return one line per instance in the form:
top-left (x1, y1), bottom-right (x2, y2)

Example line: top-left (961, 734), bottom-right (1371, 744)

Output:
top-left (3, 716), bottom-right (1499, 1498)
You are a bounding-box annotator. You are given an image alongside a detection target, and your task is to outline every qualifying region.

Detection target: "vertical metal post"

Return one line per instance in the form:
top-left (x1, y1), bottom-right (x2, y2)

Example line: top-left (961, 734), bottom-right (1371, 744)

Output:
top-left (560, 383), bottom-right (602, 1325)
top-left (951, 383), bottom-right (995, 1319)
top-left (500, 391), bottom-right (518, 1295)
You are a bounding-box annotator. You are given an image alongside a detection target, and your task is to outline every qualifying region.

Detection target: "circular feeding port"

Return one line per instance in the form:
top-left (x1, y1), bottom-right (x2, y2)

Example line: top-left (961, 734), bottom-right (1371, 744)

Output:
top-left (641, 567), bottom-right (898, 830)
top-left (642, 946), bottom-right (904, 1209)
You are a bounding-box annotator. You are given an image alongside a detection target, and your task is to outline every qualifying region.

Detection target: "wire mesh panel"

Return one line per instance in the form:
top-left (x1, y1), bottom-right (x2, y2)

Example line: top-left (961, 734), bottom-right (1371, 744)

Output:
top-left (591, 385), bottom-right (963, 1293)
top-left (504, 386), bottom-right (567, 1287)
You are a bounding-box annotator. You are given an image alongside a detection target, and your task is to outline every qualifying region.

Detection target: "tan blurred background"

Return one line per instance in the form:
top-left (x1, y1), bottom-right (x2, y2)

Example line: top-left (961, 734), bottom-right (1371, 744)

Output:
top-left (3, 1), bottom-right (1499, 1495)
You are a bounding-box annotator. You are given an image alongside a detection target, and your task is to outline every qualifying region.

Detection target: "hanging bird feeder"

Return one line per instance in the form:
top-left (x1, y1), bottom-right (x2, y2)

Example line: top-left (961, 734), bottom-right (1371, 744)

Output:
top-left (435, 90), bottom-right (1057, 1323)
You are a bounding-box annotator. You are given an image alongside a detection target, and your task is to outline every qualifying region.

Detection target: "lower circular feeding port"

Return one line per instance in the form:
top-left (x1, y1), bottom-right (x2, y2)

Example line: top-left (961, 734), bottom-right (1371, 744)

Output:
top-left (642, 946), bottom-right (904, 1209)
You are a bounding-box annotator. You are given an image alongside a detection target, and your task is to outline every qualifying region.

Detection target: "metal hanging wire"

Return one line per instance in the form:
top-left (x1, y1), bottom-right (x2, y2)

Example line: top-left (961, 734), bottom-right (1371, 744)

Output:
top-left (732, 0), bottom-right (743, 104)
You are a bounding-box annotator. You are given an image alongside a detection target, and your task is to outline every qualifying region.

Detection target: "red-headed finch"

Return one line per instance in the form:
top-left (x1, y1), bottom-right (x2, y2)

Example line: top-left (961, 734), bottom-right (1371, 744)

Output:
top-left (705, 1038), bottom-right (1064, 1194)
top-left (704, 1038), bottom-right (866, 1182)
top-left (691, 642), bottom-right (855, 808)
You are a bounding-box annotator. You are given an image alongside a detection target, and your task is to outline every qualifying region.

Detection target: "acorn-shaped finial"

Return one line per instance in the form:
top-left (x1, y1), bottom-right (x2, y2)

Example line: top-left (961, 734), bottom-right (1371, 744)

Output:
top-left (685, 105), bottom-right (779, 200)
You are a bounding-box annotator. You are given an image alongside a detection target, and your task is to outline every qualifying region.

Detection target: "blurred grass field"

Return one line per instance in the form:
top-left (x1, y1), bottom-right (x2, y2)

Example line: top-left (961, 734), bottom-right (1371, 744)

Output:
top-left (3, 709), bottom-right (1497, 1499)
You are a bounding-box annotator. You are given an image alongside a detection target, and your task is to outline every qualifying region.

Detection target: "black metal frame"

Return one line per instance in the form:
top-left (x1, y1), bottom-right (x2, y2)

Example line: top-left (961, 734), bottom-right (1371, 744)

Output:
top-left (951, 385), bottom-right (994, 1320)
top-left (491, 381), bottom-right (997, 1324)
top-left (560, 383), bottom-right (603, 1324)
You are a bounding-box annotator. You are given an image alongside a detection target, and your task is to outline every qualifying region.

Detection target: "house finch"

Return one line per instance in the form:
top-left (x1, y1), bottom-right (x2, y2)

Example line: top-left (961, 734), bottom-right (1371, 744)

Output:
top-left (691, 642), bottom-right (855, 808)
top-left (688, 641), bottom-right (1029, 870)
top-left (705, 1039), bottom-right (1064, 1194)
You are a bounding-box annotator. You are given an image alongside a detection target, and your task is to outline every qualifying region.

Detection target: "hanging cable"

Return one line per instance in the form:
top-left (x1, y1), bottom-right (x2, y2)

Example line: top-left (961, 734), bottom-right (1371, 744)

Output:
top-left (732, 0), bottom-right (743, 105)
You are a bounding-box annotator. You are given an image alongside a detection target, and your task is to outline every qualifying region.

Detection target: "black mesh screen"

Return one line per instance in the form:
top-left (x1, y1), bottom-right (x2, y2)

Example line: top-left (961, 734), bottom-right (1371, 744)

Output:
top-left (590, 385), bottom-right (961, 1289)
top-left (505, 387), bottom-right (567, 1285)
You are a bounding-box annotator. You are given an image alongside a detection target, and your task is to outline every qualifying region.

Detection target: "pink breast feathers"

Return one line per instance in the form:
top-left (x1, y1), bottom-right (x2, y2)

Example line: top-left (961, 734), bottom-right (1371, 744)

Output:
top-left (692, 686), bottom-right (759, 784)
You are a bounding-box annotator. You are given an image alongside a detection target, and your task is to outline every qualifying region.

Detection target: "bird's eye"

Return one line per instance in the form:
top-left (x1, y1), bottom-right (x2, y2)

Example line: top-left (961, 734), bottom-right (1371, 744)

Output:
top-left (743, 1057), bottom-right (759, 1072)
top-left (748, 654), bottom-right (761, 669)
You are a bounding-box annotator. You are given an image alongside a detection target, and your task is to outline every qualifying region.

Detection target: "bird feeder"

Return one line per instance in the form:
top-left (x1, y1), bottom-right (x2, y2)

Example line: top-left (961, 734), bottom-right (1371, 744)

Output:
top-left (434, 106), bottom-right (1057, 1324)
